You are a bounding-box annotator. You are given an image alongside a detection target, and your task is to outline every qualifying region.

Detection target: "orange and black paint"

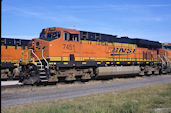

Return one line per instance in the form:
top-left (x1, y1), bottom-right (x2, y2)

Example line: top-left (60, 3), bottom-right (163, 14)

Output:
top-left (1, 38), bottom-right (30, 68)
top-left (29, 27), bottom-right (164, 67)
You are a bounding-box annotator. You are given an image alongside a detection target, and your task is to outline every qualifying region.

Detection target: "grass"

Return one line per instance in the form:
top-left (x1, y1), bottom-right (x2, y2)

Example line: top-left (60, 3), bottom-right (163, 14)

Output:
top-left (2, 83), bottom-right (171, 113)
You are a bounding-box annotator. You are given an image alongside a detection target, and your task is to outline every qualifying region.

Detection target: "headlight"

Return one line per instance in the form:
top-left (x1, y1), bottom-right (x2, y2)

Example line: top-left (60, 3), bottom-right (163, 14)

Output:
top-left (29, 58), bottom-right (33, 62)
top-left (19, 59), bottom-right (22, 62)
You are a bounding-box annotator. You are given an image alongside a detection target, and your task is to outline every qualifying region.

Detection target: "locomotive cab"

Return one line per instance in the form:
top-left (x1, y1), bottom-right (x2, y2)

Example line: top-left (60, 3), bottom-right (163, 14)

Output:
top-left (39, 27), bottom-right (80, 42)
top-left (31, 27), bottom-right (80, 62)
top-left (20, 27), bottom-right (81, 84)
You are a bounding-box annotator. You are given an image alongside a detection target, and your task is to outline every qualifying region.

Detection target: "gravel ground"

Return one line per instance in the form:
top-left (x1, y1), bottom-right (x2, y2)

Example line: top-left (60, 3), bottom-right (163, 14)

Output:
top-left (1, 74), bottom-right (171, 108)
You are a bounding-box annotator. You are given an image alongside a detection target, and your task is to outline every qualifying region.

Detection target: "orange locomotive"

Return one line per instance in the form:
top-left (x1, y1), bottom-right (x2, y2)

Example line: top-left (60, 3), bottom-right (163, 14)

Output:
top-left (1, 38), bottom-right (30, 80)
top-left (19, 27), bottom-right (170, 84)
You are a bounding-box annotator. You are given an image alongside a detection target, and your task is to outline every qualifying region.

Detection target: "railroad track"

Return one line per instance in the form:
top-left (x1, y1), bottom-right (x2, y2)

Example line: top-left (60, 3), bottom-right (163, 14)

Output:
top-left (0, 74), bottom-right (147, 89)
top-left (2, 74), bottom-right (171, 108)
top-left (1, 74), bottom-right (169, 90)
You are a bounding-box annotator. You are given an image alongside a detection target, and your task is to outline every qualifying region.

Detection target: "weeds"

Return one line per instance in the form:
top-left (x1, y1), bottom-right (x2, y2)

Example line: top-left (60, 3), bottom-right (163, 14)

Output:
top-left (2, 83), bottom-right (171, 113)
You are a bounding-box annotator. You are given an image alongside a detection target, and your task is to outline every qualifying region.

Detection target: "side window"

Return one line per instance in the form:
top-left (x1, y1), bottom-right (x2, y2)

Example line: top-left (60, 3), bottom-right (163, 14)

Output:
top-left (64, 32), bottom-right (70, 41)
top-left (72, 34), bottom-right (79, 42)
top-left (57, 32), bottom-right (61, 38)
top-left (36, 42), bottom-right (39, 46)
top-left (64, 32), bottom-right (79, 42)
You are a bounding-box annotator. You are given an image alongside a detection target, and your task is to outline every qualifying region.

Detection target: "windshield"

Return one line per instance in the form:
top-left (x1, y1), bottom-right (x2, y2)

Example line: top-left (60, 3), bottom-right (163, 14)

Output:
top-left (40, 33), bottom-right (45, 39)
top-left (40, 31), bottom-right (61, 41)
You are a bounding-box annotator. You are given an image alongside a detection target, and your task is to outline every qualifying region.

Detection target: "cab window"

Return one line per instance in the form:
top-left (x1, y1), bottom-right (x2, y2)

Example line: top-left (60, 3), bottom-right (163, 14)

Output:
top-left (47, 32), bottom-right (61, 39)
top-left (40, 33), bottom-right (45, 39)
top-left (40, 31), bottom-right (61, 41)
top-left (64, 32), bottom-right (79, 42)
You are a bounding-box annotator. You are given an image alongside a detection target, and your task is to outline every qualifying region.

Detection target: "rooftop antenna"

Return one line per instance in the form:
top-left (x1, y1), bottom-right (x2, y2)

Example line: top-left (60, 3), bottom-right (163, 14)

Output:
top-left (72, 25), bottom-right (76, 29)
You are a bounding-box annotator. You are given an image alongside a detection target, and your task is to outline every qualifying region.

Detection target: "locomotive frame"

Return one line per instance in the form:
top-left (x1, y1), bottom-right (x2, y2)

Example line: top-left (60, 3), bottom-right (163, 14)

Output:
top-left (17, 27), bottom-right (171, 84)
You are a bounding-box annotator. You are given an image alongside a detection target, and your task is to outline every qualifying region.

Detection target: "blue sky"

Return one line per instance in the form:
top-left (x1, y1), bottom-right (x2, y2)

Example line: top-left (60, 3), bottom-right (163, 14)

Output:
top-left (2, 0), bottom-right (171, 42)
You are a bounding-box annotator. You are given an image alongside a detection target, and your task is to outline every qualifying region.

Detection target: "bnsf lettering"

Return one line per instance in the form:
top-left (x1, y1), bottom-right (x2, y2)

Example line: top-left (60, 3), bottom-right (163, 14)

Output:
top-left (112, 48), bottom-right (136, 53)
top-left (110, 48), bottom-right (136, 56)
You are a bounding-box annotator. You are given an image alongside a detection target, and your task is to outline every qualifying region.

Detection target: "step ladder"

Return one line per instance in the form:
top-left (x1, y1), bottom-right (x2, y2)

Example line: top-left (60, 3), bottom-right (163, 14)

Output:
top-left (30, 48), bottom-right (49, 82)
top-left (36, 62), bottom-right (48, 82)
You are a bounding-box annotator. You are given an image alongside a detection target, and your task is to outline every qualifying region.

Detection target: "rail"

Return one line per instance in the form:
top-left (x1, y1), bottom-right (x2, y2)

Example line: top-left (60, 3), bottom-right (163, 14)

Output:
top-left (42, 48), bottom-right (49, 69)
top-left (158, 55), bottom-right (166, 66)
top-left (164, 52), bottom-right (170, 63)
top-left (30, 49), bottom-right (43, 69)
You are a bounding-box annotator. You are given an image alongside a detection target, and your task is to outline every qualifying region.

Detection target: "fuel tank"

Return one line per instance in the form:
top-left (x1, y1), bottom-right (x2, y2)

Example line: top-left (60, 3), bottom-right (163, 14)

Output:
top-left (96, 66), bottom-right (140, 76)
